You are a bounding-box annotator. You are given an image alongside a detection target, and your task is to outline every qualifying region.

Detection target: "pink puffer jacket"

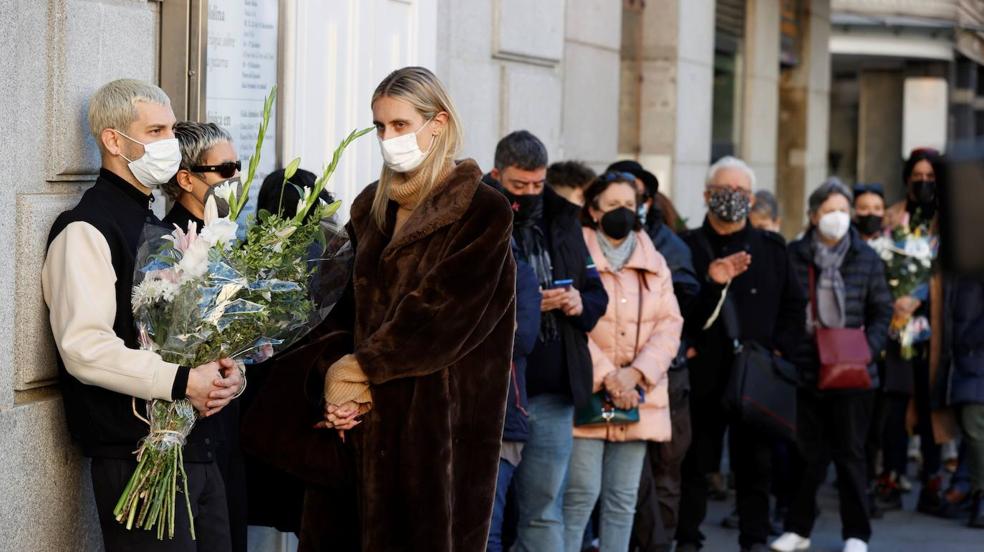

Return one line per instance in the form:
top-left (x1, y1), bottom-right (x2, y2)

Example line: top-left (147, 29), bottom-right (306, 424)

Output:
top-left (574, 228), bottom-right (683, 443)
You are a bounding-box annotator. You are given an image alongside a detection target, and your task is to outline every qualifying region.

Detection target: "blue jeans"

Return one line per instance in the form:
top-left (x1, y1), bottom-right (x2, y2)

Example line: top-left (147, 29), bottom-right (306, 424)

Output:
top-left (487, 458), bottom-right (518, 552)
top-left (513, 394), bottom-right (576, 552)
top-left (563, 438), bottom-right (647, 552)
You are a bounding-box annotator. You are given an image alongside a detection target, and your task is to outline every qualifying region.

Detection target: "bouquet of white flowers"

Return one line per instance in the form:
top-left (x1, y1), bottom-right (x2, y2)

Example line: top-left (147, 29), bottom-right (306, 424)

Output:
top-left (868, 222), bottom-right (937, 360)
top-left (114, 87), bottom-right (371, 539)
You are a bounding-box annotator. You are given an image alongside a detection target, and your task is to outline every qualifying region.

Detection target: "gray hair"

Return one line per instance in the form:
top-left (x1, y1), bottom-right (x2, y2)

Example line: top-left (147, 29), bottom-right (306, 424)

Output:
top-left (807, 177), bottom-right (853, 215)
top-left (161, 122), bottom-right (233, 200)
top-left (87, 79), bottom-right (171, 141)
top-left (706, 156), bottom-right (756, 189)
top-left (751, 190), bottom-right (780, 220)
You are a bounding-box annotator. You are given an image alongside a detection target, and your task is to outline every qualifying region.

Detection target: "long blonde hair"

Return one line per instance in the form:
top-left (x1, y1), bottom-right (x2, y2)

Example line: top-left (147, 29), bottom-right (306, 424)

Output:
top-left (370, 67), bottom-right (463, 229)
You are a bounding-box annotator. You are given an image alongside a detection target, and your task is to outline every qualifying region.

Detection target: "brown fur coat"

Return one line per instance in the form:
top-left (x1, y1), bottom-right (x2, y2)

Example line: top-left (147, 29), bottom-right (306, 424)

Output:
top-left (311, 159), bottom-right (517, 550)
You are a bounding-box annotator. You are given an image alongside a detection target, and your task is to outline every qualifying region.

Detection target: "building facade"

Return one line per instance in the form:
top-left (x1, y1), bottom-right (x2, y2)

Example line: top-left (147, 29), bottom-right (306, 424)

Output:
top-left (829, 0), bottom-right (984, 203)
top-left (0, 1), bottom-right (831, 548)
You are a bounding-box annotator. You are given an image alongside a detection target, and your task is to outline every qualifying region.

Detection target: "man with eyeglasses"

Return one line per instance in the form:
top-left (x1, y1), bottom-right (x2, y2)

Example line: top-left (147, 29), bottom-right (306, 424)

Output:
top-left (482, 130), bottom-right (608, 552)
top-left (162, 121), bottom-right (242, 231)
top-left (675, 156), bottom-right (805, 552)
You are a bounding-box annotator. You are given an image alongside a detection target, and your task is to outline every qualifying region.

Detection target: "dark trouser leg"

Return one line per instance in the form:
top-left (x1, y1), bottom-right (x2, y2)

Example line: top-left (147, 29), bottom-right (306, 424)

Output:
top-left (828, 393), bottom-right (874, 542)
top-left (298, 484), bottom-right (360, 552)
top-left (960, 405), bottom-right (984, 493)
top-left (914, 358), bottom-right (942, 481)
top-left (675, 392), bottom-right (726, 547)
top-left (866, 390), bottom-right (890, 481)
top-left (488, 458), bottom-right (518, 552)
top-left (91, 458), bottom-right (231, 552)
top-left (882, 393), bottom-right (910, 476)
top-left (785, 391), bottom-right (825, 538)
top-left (730, 423), bottom-right (773, 548)
top-left (771, 439), bottom-right (800, 511)
top-left (653, 386), bottom-right (692, 535)
top-left (634, 382), bottom-right (692, 551)
top-left (631, 447), bottom-right (665, 551)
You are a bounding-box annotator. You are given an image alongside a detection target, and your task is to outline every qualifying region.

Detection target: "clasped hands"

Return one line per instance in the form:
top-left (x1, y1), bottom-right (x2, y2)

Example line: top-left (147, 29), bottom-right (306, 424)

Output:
top-left (185, 358), bottom-right (244, 417)
top-left (315, 354), bottom-right (373, 440)
top-left (603, 366), bottom-right (645, 410)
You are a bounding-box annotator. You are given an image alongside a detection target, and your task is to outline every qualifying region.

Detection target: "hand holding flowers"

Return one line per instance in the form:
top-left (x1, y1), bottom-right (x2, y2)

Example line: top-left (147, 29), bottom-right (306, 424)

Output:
top-left (868, 222), bottom-right (936, 359)
top-left (115, 86), bottom-right (371, 540)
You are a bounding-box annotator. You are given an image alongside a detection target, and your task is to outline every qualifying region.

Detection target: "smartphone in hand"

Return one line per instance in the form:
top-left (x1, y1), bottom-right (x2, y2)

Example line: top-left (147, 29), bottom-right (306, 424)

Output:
top-left (552, 278), bottom-right (573, 290)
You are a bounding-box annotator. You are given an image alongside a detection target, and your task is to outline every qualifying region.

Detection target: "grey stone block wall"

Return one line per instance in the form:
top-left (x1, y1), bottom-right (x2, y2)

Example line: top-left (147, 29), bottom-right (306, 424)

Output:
top-left (435, 0), bottom-right (622, 172)
top-left (0, 1), bottom-right (161, 549)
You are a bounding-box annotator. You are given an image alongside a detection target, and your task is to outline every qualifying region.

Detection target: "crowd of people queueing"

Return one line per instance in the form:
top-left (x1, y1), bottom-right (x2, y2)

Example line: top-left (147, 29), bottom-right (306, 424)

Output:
top-left (40, 67), bottom-right (984, 552)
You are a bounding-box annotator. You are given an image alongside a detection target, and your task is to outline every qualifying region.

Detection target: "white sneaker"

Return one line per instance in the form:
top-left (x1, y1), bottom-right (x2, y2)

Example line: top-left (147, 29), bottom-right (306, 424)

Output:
top-left (843, 538), bottom-right (868, 552)
top-left (770, 532), bottom-right (810, 551)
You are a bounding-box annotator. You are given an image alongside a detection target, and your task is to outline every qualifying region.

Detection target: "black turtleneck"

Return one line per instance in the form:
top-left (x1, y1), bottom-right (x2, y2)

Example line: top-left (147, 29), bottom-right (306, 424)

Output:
top-left (163, 200), bottom-right (205, 232)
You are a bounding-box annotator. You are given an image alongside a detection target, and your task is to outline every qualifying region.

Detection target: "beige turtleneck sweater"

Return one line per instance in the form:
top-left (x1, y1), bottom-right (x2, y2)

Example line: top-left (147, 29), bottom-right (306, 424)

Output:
top-left (388, 160), bottom-right (454, 235)
top-left (323, 160), bottom-right (455, 408)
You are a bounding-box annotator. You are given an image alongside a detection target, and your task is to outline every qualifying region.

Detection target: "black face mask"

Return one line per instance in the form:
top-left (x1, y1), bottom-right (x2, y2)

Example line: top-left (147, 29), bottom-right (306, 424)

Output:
top-left (854, 214), bottom-right (883, 237)
top-left (502, 190), bottom-right (543, 225)
top-left (600, 207), bottom-right (637, 240)
top-left (911, 180), bottom-right (936, 206)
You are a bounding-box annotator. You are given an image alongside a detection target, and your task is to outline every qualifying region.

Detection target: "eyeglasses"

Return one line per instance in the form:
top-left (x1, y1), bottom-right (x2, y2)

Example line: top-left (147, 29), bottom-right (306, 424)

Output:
top-left (853, 183), bottom-right (884, 197)
top-left (190, 160), bottom-right (241, 178)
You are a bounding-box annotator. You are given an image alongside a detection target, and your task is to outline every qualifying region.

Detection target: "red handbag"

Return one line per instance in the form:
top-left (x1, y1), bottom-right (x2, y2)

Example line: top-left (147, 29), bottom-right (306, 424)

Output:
top-left (809, 266), bottom-right (872, 390)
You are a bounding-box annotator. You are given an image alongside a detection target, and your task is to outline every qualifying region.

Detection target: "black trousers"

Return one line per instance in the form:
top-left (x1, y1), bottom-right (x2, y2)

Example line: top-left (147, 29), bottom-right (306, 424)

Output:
top-left (677, 393), bottom-right (774, 549)
top-left (632, 370), bottom-right (692, 551)
top-left (866, 390), bottom-right (909, 479)
top-left (913, 358), bottom-right (942, 482)
top-left (785, 390), bottom-right (873, 542)
top-left (91, 457), bottom-right (231, 552)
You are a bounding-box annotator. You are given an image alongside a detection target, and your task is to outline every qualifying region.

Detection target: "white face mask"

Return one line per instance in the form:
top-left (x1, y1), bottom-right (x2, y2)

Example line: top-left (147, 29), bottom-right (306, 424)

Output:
top-left (114, 130), bottom-right (182, 188)
top-left (378, 118), bottom-right (432, 173)
top-left (818, 211), bottom-right (851, 241)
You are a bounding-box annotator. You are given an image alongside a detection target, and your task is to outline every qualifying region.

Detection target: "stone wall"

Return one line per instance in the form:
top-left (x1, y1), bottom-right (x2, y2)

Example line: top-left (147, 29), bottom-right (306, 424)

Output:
top-left (435, 0), bottom-right (622, 172)
top-left (0, 1), bottom-right (161, 549)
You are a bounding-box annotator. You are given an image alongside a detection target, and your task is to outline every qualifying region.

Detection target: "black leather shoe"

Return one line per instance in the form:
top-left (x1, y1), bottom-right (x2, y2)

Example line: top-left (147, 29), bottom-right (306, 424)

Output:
top-left (721, 508), bottom-right (740, 529)
top-left (917, 476), bottom-right (944, 515)
top-left (868, 492), bottom-right (884, 519)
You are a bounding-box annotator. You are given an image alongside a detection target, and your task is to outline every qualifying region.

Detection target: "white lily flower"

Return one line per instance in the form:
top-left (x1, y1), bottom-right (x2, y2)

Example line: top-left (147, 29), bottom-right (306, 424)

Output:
top-left (176, 238), bottom-right (211, 280)
top-left (212, 180), bottom-right (238, 206)
top-left (200, 218), bottom-right (239, 247)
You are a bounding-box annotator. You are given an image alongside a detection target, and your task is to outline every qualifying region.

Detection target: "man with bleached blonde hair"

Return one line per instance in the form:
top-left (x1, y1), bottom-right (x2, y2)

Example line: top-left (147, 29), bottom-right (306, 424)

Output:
top-left (42, 79), bottom-right (242, 551)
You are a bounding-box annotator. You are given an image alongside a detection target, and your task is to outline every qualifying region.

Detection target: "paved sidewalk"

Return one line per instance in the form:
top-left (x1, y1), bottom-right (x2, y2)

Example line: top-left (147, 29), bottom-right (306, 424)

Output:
top-left (699, 477), bottom-right (982, 551)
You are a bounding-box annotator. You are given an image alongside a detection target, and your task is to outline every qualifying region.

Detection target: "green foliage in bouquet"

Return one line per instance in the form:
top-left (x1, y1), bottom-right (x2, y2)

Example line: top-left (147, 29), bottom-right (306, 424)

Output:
top-left (116, 84), bottom-right (371, 540)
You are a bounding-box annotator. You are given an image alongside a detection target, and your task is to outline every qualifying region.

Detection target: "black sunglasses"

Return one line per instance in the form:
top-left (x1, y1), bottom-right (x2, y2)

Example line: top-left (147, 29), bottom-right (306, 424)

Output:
top-left (853, 183), bottom-right (884, 198)
top-left (190, 160), bottom-right (241, 178)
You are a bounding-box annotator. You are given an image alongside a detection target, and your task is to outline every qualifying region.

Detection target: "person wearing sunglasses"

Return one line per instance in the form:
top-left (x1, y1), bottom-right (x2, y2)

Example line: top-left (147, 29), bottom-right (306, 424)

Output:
top-left (162, 120), bottom-right (248, 551)
top-left (161, 121), bottom-right (241, 232)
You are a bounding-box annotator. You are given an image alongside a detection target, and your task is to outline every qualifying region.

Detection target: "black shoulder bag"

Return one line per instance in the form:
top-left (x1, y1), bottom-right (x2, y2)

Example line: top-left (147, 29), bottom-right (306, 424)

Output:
top-left (693, 231), bottom-right (799, 442)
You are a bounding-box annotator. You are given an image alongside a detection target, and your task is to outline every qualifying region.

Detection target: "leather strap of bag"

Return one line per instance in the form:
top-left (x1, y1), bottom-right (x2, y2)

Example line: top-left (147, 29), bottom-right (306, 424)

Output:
top-left (634, 270), bottom-right (644, 356)
top-left (694, 230), bottom-right (741, 351)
